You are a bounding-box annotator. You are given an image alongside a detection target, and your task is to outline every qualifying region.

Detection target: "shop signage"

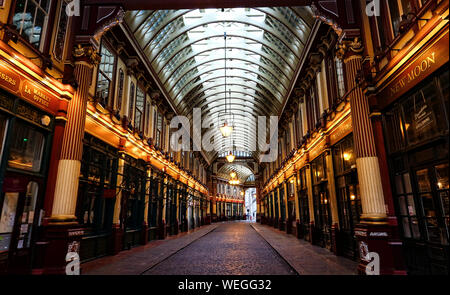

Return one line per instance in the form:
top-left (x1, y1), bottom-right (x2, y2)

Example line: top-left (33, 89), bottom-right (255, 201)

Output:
top-left (0, 59), bottom-right (62, 115)
top-left (21, 80), bottom-right (59, 110)
top-left (329, 115), bottom-right (352, 146)
top-left (309, 139), bottom-right (326, 161)
top-left (378, 31), bottom-right (449, 108)
top-left (0, 61), bottom-right (20, 94)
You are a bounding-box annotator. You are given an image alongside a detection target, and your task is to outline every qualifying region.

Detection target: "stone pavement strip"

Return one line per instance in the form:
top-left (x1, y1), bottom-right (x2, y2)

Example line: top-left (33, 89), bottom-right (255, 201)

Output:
top-left (82, 224), bottom-right (220, 275)
top-left (251, 223), bottom-right (358, 275)
top-left (142, 222), bottom-right (296, 275)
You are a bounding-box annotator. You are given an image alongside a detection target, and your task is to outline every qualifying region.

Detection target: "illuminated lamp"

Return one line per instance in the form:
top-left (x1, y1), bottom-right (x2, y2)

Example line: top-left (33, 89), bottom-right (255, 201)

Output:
top-left (220, 122), bottom-right (233, 137)
top-left (226, 151), bottom-right (235, 163)
top-left (343, 152), bottom-right (352, 161)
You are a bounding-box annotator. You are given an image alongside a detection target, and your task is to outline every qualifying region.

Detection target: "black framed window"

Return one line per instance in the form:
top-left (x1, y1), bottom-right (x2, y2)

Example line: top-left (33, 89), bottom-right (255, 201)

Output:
top-left (53, 0), bottom-right (69, 61)
top-left (155, 112), bottom-right (163, 148)
top-left (12, 0), bottom-right (51, 51)
top-left (135, 86), bottom-right (145, 132)
top-left (7, 120), bottom-right (45, 173)
top-left (96, 43), bottom-right (116, 107)
top-left (128, 82), bottom-right (135, 124)
top-left (148, 174), bottom-right (158, 228)
top-left (333, 135), bottom-right (362, 234)
top-left (77, 135), bottom-right (118, 233)
top-left (122, 157), bottom-right (146, 230)
top-left (116, 69), bottom-right (124, 112)
top-left (297, 168), bottom-right (309, 226)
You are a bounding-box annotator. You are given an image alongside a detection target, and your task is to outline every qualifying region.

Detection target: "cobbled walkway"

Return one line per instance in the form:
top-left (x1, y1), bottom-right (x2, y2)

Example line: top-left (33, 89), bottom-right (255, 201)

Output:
top-left (143, 222), bottom-right (296, 275)
top-left (82, 224), bottom-right (220, 275)
top-left (251, 223), bottom-right (358, 275)
top-left (82, 221), bottom-right (358, 275)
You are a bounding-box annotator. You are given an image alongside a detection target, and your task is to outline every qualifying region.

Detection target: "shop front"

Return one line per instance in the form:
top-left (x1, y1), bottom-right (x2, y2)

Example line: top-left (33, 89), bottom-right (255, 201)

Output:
top-left (278, 185), bottom-right (286, 231)
top-left (0, 90), bottom-right (55, 273)
top-left (376, 28), bottom-right (449, 275)
top-left (273, 190), bottom-right (279, 229)
top-left (382, 68), bottom-right (449, 274)
top-left (0, 44), bottom-right (72, 273)
top-left (178, 185), bottom-right (188, 232)
top-left (76, 133), bottom-right (118, 262)
top-left (122, 155), bottom-right (147, 249)
top-left (311, 153), bottom-right (332, 249)
top-left (297, 167), bottom-right (310, 240)
top-left (286, 177), bottom-right (296, 235)
top-left (332, 135), bottom-right (361, 260)
top-left (147, 169), bottom-right (160, 240)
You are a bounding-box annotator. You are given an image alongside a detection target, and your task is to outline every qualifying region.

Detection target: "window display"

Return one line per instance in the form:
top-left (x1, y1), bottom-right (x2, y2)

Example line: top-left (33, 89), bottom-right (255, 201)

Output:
top-left (7, 121), bottom-right (45, 172)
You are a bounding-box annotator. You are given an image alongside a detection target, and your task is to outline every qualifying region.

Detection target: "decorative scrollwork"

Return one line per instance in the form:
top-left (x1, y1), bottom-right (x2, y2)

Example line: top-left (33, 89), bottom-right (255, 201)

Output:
top-left (73, 44), bottom-right (101, 65)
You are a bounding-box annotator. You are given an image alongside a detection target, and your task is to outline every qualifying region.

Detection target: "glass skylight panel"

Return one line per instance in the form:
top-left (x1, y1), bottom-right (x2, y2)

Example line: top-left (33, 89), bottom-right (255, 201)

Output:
top-left (126, 7), bottom-right (314, 161)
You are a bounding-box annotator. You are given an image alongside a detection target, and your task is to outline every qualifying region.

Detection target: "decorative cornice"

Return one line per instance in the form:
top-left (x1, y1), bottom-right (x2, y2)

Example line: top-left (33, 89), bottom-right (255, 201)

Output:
top-left (73, 44), bottom-right (101, 65)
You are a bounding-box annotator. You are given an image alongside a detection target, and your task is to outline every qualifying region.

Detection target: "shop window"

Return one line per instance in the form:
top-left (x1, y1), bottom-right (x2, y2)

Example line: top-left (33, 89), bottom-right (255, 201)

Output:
top-left (312, 155), bottom-right (327, 184)
top-left (395, 173), bottom-right (421, 239)
top-left (17, 181), bottom-right (39, 249)
top-left (96, 43), bottom-right (116, 107)
top-left (403, 79), bottom-right (447, 145)
top-left (135, 86), bottom-right (145, 132)
top-left (12, 0), bottom-right (51, 51)
top-left (0, 192), bottom-right (19, 252)
top-left (122, 157), bottom-right (146, 230)
top-left (7, 120), bottom-right (45, 173)
top-left (77, 136), bottom-right (118, 232)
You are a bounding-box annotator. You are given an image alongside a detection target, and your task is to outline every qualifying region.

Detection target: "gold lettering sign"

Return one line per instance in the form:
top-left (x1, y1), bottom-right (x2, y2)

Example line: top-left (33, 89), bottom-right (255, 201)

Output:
top-left (330, 116), bottom-right (353, 146)
top-left (378, 31), bottom-right (449, 109)
top-left (21, 80), bottom-right (59, 112)
top-left (0, 61), bottom-right (20, 93)
top-left (389, 52), bottom-right (436, 96)
top-left (309, 139), bottom-right (325, 161)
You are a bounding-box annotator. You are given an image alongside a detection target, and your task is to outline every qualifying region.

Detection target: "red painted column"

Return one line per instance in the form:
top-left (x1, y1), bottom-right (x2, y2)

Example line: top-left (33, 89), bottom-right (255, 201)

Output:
top-left (339, 39), bottom-right (395, 275)
top-left (39, 46), bottom-right (99, 274)
top-left (369, 110), bottom-right (407, 274)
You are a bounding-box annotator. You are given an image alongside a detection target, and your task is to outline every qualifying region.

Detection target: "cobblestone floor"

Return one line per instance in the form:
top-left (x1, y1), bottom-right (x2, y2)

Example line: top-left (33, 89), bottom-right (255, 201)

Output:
top-left (82, 221), bottom-right (357, 275)
top-left (143, 222), bottom-right (296, 275)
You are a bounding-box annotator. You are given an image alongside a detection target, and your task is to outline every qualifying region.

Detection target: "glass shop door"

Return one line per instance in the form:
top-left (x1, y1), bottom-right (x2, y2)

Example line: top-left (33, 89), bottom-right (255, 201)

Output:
top-left (0, 175), bottom-right (43, 274)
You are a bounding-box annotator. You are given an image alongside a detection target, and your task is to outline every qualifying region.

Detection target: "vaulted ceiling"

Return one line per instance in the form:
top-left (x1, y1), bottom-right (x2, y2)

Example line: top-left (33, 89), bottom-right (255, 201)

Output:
top-left (124, 7), bottom-right (315, 164)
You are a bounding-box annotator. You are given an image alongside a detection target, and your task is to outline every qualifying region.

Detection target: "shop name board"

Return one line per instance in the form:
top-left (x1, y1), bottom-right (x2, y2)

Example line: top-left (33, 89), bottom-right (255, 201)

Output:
top-left (330, 116), bottom-right (352, 146)
top-left (389, 52), bottom-right (436, 96)
top-left (22, 81), bottom-right (53, 108)
top-left (309, 139), bottom-right (325, 161)
top-left (378, 31), bottom-right (449, 108)
top-left (0, 60), bottom-right (60, 114)
top-left (0, 62), bottom-right (20, 93)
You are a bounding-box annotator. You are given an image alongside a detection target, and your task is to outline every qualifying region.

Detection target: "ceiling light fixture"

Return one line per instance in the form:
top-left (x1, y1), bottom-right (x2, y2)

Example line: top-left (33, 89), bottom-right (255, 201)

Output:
top-left (226, 151), bottom-right (235, 163)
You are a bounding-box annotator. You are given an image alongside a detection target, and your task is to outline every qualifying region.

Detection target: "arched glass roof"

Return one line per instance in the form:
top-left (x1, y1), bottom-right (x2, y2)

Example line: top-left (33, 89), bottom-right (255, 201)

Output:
top-left (125, 7), bottom-right (315, 163)
top-left (217, 162), bottom-right (254, 184)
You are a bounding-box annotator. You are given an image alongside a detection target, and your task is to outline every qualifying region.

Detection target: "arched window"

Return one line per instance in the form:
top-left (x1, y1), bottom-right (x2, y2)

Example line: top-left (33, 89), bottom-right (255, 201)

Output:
top-left (117, 69), bottom-right (125, 111)
top-left (128, 82), bottom-right (135, 123)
